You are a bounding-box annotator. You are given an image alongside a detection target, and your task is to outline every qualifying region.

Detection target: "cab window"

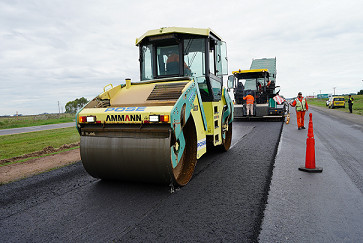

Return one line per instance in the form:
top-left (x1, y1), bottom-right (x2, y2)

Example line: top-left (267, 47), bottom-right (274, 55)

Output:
top-left (156, 45), bottom-right (180, 76)
top-left (208, 39), bottom-right (222, 100)
top-left (209, 48), bottom-right (216, 75)
top-left (183, 38), bottom-right (205, 78)
top-left (184, 38), bottom-right (210, 98)
top-left (244, 79), bottom-right (257, 90)
top-left (216, 41), bottom-right (228, 76)
top-left (141, 44), bottom-right (153, 80)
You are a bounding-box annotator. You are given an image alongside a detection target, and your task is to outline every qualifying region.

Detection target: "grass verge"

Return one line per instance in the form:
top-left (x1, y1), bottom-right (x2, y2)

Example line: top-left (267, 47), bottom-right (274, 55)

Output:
top-left (0, 127), bottom-right (80, 161)
top-left (307, 94), bottom-right (363, 116)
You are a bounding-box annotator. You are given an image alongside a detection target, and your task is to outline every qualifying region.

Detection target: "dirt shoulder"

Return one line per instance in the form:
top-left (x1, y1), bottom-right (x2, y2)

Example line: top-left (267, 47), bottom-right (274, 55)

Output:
top-left (0, 148), bottom-right (81, 184)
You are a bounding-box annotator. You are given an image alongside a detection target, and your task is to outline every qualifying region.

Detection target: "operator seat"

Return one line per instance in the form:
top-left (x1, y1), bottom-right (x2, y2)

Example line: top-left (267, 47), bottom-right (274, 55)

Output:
top-left (166, 62), bottom-right (179, 75)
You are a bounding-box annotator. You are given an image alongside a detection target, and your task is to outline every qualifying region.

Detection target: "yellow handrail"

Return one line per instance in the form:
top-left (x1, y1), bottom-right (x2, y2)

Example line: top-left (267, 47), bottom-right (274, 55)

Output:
top-left (103, 84), bottom-right (113, 92)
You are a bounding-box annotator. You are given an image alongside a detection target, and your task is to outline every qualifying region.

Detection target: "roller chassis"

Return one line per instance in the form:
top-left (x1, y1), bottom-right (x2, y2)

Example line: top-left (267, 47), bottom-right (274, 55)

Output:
top-left (77, 27), bottom-right (234, 186)
top-left (77, 78), bottom-right (233, 186)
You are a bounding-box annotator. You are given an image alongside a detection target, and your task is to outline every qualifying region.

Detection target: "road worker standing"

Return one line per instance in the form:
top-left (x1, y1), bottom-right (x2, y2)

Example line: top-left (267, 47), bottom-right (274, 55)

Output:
top-left (348, 95), bottom-right (354, 113)
top-left (243, 93), bottom-right (255, 116)
top-left (290, 92), bottom-right (308, 130)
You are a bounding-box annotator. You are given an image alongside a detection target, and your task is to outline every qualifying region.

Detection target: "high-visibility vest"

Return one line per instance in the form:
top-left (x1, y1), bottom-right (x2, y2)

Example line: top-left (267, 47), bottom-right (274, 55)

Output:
top-left (295, 98), bottom-right (307, 111)
top-left (349, 97), bottom-right (354, 104)
top-left (244, 95), bottom-right (254, 104)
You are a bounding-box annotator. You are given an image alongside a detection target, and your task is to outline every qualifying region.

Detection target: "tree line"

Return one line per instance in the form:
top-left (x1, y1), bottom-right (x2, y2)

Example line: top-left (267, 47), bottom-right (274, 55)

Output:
top-left (65, 97), bottom-right (88, 113)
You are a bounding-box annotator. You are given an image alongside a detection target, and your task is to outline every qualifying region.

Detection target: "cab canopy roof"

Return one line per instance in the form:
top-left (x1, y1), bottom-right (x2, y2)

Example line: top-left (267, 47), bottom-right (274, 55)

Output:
top-left (136, 27), bottom-right (222, 46)
top-left (232, 69), bottom-right (269, 79)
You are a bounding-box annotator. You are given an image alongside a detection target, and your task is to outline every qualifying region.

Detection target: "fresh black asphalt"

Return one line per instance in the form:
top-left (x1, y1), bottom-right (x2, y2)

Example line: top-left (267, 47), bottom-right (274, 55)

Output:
top-left (0, 121), bottom-right (283, 242)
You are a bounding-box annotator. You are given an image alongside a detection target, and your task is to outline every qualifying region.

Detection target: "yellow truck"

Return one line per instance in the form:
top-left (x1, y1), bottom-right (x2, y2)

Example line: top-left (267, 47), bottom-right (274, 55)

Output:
top-left (76, 27), bottom-right (234, 186)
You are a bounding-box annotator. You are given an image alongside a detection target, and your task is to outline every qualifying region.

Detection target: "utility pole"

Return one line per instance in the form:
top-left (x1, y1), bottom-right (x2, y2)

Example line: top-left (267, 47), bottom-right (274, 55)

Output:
top-left (58, 101), bottom-right (60, 115)
top-left (319, 90), bottom-right (321, 94)
top-left (333, 87), bottom-right (336, 96)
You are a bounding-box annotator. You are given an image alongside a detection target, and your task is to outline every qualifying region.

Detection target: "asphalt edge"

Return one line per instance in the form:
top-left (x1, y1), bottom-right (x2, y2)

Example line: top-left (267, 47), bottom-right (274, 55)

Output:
top-left (253, 121), bottom-right (284, 242)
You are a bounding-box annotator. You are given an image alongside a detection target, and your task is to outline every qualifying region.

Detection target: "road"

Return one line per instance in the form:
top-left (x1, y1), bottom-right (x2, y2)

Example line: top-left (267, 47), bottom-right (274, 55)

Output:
top-left (260, 106), bottom-right (363, 242)
top-left (1, 106), bottom-right (362, 242)
top-left (0, 122), bottom-right (75, 136)
top-left (0, 121), bottom-right (282, 242)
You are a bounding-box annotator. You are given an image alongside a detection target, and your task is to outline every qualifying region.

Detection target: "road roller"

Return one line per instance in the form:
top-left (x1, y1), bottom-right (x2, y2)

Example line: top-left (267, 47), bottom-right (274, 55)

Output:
top-left (76, 27), bottom-right (234, 186)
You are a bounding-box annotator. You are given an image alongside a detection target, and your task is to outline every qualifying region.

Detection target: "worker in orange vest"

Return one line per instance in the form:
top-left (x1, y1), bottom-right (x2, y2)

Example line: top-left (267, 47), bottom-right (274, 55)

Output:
top-left (243, 93), bottom-right (255, 116)
top-left (290, 92), bottom-right (309, 130)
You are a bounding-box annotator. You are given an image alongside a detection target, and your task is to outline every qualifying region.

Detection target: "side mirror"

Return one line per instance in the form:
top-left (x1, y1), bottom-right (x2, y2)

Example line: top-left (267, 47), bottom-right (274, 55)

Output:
top-left (227, 75), bottom-right (234, 89)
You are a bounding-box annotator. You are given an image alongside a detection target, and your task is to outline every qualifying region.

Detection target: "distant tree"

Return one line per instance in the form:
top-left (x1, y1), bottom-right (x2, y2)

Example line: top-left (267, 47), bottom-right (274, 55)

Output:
top-left (358, 90), bottom-right (363, 95)
top-left (65, 101), bottom-right (77, 113)
top-left (65, 97), bottom-right (88, 113)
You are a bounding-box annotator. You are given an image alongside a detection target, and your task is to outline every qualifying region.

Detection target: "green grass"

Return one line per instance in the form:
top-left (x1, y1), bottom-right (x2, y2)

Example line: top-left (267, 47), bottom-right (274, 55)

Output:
top-left (0, 127), bottom-right (80, 160)
top-left (0, 113), bottom-right (75, 130)
top-left (307, 95), bottom-right (363, 116)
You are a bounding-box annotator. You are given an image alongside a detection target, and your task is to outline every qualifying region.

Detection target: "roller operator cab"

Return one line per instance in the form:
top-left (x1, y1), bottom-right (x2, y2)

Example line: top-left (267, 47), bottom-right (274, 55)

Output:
top-left (76, 27), bottom-right (234, 186)
top-left (227, 58), bottom-right (286, 120)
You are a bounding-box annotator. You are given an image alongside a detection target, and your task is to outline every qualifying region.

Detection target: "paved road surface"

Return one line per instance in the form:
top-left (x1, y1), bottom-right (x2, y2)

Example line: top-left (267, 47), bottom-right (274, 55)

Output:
top-left (0, 122), bottom-right (75, 136)
top-left (310, 105), bottom-right (363, 127)
top-left (259, 106), bottom-right (363, 242)
top-left (0, 121), bottom-right (282, 242)
top-left (2, 106), bottom-right (361, 242)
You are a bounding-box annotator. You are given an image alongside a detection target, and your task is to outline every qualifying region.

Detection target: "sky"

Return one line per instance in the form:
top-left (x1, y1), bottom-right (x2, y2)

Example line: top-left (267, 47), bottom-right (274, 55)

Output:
top-left (1, 0), bottom-right (363, 115)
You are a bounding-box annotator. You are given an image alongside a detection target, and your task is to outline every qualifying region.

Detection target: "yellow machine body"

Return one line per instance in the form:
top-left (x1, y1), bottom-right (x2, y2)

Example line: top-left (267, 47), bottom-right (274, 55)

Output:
top-left (77, 27), bottom-right (233, 186)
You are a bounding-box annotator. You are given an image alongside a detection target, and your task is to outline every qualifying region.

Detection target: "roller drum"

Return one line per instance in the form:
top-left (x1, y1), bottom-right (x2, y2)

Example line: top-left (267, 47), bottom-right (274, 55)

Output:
top-left (80, 118), bottom-right (197, 186)
top-left (80, 131), bottom-right (173, 184)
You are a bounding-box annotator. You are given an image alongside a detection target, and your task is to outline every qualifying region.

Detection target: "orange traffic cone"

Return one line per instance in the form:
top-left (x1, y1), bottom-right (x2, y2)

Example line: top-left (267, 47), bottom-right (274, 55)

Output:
top-left (299, 113), bottom-right (323, 173)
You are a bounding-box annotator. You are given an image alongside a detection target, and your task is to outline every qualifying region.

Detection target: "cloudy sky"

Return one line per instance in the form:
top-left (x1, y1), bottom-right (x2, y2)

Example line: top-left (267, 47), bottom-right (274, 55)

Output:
top-left (1, 0), bottom-right (362, 115)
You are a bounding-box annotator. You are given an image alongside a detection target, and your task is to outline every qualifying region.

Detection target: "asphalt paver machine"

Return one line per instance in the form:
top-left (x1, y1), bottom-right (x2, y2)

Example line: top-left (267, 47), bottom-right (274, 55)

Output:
top-left (76, 27), bottom-right (234, 186)
top-left (228, 58), bottom-right (286, 120)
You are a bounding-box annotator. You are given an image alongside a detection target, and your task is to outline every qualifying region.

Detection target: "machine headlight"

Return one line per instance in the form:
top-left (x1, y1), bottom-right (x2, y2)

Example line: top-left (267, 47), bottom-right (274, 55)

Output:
top-left (149, 115), bottom-right (159, 122)
top-left (86, 116), bottom-right (96, 123)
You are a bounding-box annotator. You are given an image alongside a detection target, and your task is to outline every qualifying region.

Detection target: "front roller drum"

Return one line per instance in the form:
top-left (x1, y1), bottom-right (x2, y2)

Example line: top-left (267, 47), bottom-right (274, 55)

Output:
top-left (80, 121), bottom-right (197, 186)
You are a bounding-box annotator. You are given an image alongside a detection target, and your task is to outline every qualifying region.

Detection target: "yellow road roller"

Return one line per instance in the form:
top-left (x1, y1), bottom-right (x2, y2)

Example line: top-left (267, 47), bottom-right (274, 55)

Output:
top-left (76, 27), bottom-right (234, 186)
